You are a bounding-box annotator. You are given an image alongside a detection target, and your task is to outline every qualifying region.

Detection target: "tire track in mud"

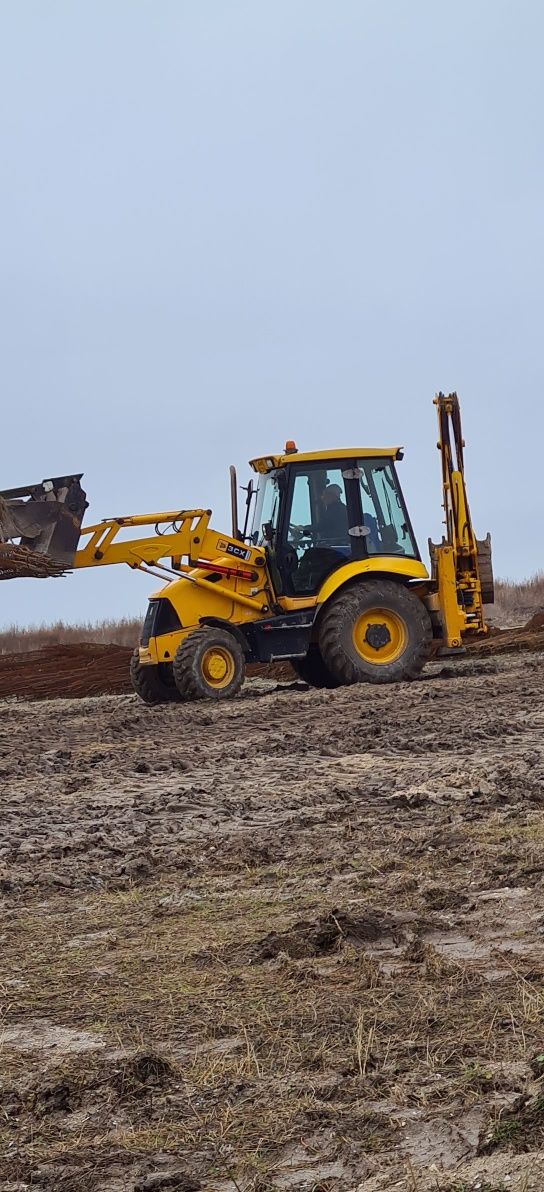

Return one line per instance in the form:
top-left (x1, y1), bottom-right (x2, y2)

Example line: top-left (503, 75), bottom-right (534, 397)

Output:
top-left (1, 654), bottom-right (543, 895)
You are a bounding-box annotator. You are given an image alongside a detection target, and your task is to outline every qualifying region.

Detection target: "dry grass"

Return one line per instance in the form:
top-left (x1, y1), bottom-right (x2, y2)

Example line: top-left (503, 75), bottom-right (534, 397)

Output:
top-left (0, 617), bottom-right (141, 654)
top-left (494, 572), bottom-right (544, 621)
top-left (3, 789), bottom-right (544, 1184)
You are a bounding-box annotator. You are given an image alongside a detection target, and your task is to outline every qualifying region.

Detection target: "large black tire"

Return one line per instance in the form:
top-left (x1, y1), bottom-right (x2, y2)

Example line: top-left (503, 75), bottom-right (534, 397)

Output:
top-left (173, 627), bottom-right (245, 701)
top-left (319, 580), bottom-right (432, 686)
top-left (291, 646), bottom-right (340, 689)
top-left (130, 648), bottom-right (180, 705)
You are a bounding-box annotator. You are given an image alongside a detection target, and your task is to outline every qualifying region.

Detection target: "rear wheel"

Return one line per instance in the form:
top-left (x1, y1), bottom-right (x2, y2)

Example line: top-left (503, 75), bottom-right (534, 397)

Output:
top-left (130, 648), bottom-right (180, 705)
top-left (291, 646), bottom-right (340, 688)
top-left (173, 627), bottom-right (245, 701)
top-left (319, 580), bottom-right (432, 686)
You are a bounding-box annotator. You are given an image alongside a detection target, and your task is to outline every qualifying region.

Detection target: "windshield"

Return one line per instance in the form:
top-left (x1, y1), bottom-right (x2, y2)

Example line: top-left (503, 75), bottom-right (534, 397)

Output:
top-left (250, 472), bottom-right (281, 545)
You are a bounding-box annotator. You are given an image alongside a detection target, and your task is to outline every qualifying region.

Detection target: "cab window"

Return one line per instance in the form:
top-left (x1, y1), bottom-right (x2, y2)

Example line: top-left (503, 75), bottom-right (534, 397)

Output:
top-left (287, 467), bottom-right (350, 559)
top-left (358, 460), bottom-right (418, 557)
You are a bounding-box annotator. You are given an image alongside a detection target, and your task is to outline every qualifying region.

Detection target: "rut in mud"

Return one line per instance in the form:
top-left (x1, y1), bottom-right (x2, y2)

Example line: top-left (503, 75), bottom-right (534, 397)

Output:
top-left (2, 651), bottom-right (544, 1190)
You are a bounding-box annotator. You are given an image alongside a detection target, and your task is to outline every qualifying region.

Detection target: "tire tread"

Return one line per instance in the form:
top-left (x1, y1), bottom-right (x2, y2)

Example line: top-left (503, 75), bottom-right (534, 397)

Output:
top-left (130, 648), bottom-right (178, 705)
top-left (173, 627), bottom-right (245, 701)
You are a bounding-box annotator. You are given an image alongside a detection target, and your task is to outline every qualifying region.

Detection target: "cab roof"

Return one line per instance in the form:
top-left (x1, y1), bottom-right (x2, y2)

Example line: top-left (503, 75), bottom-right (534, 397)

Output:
top-left (249, 446), bottom-right (403, 474)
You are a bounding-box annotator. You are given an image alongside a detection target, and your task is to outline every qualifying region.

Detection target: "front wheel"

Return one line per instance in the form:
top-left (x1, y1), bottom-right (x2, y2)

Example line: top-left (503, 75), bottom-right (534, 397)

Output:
top-left (130, 649), bottom-right (181, 705)
top-left (318, 580), bottom-right (432, 686)
top-left (173, 627), bottom-right (246, 701)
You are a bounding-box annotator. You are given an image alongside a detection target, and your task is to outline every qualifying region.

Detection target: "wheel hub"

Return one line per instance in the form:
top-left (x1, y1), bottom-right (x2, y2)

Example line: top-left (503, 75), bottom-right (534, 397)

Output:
top-left (364, 622), bottom-right (391, 651)
top-left (352, 607), bottom-right (407, 665)
top-left (201, 646), bottom-right (235, 688)
top-left (207, 654), bottom-right (228, 680)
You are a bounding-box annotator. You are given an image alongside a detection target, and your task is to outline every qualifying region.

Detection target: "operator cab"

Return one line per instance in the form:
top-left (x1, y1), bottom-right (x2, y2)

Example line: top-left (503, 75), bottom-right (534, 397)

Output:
top-left (249, 445), bottom-right (420, 597)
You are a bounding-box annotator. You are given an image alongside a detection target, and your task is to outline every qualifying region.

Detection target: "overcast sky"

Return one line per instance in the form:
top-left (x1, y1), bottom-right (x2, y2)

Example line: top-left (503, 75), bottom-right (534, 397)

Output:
top-left (1, 1), bottom-right (542, 628)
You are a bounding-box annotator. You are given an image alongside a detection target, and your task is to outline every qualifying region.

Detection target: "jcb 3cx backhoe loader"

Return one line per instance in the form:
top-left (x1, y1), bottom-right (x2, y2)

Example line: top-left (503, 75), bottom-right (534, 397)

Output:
top-left (0, 393), bottom-right (493, 703)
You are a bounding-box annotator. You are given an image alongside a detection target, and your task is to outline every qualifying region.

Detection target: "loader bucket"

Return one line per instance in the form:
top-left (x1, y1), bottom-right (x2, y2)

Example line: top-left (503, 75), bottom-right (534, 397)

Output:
top-left (0, 475), bottom-right (88, 579)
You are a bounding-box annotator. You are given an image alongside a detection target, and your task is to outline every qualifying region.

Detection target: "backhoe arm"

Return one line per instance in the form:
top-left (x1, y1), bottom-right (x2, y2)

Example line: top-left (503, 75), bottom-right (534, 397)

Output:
top-left (429, 392), bottom-right (493, 648)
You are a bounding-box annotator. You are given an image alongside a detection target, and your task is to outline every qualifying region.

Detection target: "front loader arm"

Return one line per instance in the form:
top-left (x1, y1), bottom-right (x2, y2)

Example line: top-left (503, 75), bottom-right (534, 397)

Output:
top-left (429, 393), bottom-right (492, 647)
top-left (74, 509), bottom-right (213, 571)
top-left (73, 508), bottom-right (270, 615)
top-left (0, 476), bottom-right (270, 613)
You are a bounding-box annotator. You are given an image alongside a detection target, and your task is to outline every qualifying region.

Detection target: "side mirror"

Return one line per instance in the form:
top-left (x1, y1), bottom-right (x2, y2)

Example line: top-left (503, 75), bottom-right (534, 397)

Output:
top-left (262, 521), bottom-right (275, 545)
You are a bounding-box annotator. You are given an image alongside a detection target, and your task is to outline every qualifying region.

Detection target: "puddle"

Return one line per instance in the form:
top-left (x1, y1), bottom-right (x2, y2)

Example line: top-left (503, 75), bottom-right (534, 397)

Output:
top-left (196, 1034), bottom-right (244, 1056)
top-left (66, 928), bottom-right (118, 949)
top-left (270, 1144), bottom-right (355, 1190)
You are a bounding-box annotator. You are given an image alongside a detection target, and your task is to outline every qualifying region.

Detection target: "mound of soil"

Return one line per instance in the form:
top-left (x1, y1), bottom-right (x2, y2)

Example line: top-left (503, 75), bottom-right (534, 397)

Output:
top-left (0, 643), bottom-right (132, 699)
top-left (469, 621), bottom-right (544, 657)
top-left (525, 610), bottom-right (544, 631)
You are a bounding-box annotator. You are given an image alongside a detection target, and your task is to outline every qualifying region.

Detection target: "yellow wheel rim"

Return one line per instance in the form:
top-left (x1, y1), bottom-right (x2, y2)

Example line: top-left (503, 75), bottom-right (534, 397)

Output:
top-left (352, 607), bottom-right (407, 665)
top-left (201, 646), bottom-right (236, 689)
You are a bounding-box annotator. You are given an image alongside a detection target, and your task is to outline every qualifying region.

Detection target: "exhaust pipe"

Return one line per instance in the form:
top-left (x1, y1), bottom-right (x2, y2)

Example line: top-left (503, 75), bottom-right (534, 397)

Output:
top-left (229, 465), bottom-right (242, 542)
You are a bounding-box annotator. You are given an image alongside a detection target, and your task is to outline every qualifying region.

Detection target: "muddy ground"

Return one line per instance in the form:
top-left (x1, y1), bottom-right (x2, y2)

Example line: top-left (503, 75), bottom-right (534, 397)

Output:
top-left (2, 650), bottom-right (544, 1191)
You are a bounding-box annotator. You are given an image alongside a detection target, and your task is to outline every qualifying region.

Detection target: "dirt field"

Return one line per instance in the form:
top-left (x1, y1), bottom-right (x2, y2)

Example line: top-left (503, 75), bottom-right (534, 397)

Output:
top-left (2, 648), bottom-right (544, 1191)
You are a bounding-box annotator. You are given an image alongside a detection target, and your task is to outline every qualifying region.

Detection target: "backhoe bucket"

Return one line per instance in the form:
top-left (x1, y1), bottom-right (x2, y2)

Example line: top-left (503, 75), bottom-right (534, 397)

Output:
top-left (476, 533), bottom-right (494, 605)
top-left (0, 475), bottom-right (88, 579)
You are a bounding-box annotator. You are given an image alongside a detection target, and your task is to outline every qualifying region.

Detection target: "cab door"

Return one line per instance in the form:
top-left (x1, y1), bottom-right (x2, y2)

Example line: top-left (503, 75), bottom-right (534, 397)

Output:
top-left (275, 461), bottom-right (364, 596)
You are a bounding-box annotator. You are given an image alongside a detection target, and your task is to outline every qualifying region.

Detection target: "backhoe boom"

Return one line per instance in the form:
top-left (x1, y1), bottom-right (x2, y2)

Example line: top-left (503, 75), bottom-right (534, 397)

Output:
top-left (429, 392), bottom-right (492, 648)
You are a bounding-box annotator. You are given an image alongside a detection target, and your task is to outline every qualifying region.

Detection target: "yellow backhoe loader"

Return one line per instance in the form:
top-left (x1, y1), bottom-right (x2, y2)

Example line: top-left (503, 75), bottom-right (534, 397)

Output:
top-left (0, 393), bottom-right (493, 703)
